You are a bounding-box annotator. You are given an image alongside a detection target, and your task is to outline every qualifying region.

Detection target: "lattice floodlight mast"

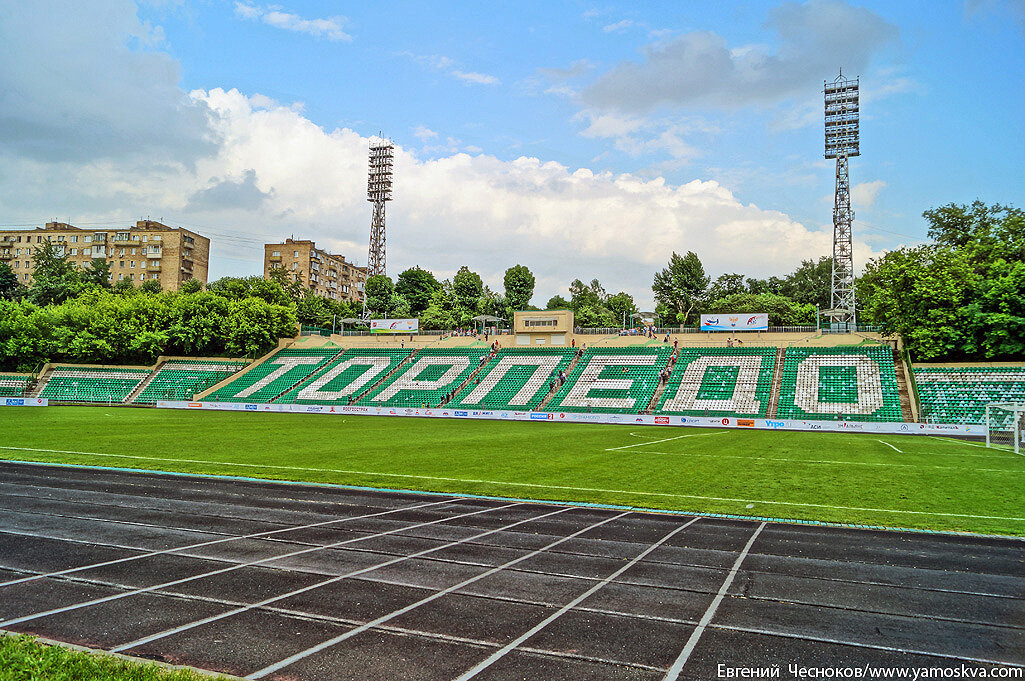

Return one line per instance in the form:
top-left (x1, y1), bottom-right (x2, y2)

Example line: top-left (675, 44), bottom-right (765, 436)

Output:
top-left (367, 141), bottom-right (393, 276)
top-left (363, 140), bottom-right (393, 317)
top-left (824, 72), bottom-right (859, 328)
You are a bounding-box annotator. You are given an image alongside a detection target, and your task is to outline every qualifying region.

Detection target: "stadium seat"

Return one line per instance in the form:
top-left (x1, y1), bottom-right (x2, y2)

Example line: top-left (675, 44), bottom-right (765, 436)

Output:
top-left (38, 366), bottom-right (150, 403)
top-left (654, 347), bottom-right (776, 418)
top-left (913, 366), bottom-right (1025, 424)
top-left (205, 348), bottom-right (342, 403)
top-left (448, 347), bottom-right (576, 411)
top-left (776, 346), bottom-right (903, 422)
top-left (547, 346), bottom-right (672, 414)
top-left (132, 360), bottom-right (248, 404)
top-left (0, 375), bottom-right (32, 398)
top-left (357, 348), bottom-right (490, 408)
top-left (276, 348), bottom-right (414, 404)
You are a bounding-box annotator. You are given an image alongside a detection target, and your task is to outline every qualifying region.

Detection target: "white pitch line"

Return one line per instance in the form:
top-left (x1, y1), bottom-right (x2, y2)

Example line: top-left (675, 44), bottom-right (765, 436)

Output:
top-left (0, 497), bottom-right (458, 589)
top-left (0, 500), bottom-right (519, 630)
top-left (246, 510), bottom-right (650, 679)
top-left (876, 439), bottom-right (903, 453)
top-left (114, 505), bottom-right (580, 655)
top-left (605, 432), bottom-right (725, 451)
top-left (3, 449), bottom-right (1025, 522)
top-left (450, 517), bottom-right (703, 681)
top-left (663, 522), bottom-right (766, 680)
top-left (635, 447), bottom-right (1020, 473)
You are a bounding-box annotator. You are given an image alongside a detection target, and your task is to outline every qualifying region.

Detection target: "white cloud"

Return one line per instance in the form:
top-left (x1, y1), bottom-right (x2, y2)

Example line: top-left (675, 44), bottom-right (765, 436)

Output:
top-left (583, 0), bottom-right (898, 112)
top-left (402, 52), bottom-right (499, 86)
top-left (414, 126), bottom-right (439, 142)
top-left (852, 180), bottom-right (886, 209)
top-left (603, 20), bottom-right (635, 33)
top-left (234, 2), bottom-right (351, 42)
top-left (452, 70), bottom-right (500, 85)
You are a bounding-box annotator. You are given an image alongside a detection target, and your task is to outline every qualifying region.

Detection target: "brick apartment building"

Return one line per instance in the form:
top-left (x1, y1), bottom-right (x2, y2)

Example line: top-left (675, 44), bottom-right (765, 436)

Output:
top-left (263, 238), bottom-right (365, 303)
top-left (0, 220), bottom-right (209, 290)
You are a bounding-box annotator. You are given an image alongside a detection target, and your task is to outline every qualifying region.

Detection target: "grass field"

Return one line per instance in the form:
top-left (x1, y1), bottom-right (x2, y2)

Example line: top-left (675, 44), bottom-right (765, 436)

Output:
top-left (1, 406), bottom-right (1024, 536)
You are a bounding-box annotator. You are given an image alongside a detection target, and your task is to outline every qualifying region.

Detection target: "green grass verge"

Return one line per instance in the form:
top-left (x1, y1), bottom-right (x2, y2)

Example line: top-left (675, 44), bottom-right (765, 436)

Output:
top-left (0, 634), bottom-right (233, 681)
top-left (1, 407), bottom-right (1024, 536)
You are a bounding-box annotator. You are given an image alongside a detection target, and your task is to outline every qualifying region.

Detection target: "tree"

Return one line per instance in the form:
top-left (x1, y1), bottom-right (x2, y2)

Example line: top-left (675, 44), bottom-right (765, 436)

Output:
top-left (503, 264), bottom-right (535, 311)
top-left (651, 251), bottom-right (709, 325)
top-left (179, 279), bottom-right (203, 294)
top-left (605, 292), bottom-right (638, 326)
top-left (395, 266), bottom-right (440, 315)
top-left (706, 273), bottom-right (746, 302)
top-left (546, 295), bottom-right (570, 310)
top-left (0, 262), bottom-right (23, 300)
top-left (140, 278), bottom-right (162, 294)
top-left (113, 278), bottom-right (136, 295)
top-left (779, 256), bottom-right (832, 308)
top-left (452, 266), bottom-right (483, 310)
top-left (705, 292), bottom-right (816, 325)
top-left (27, 240), bottom-right (84, 306)
top-left (364, 274), bottom-right (394, 315)
top-left (81, 258), bottom-right (112, 289)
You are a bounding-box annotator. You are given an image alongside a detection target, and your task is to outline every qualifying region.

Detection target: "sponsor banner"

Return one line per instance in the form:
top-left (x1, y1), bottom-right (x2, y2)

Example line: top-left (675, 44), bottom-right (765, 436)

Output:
top-left (370, 318), bottom-right (418, 334)
top-left (1, 398), bottom-right (47, 407)
top-left (700, 313), bottom-right (769, 331)
top-left (154, 402), bottom-right (984, 436)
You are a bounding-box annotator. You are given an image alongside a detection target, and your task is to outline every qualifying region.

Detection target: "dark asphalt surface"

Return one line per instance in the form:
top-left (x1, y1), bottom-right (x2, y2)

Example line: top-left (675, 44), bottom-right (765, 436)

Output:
top-left (0, 460), bottom-right (1023, 680)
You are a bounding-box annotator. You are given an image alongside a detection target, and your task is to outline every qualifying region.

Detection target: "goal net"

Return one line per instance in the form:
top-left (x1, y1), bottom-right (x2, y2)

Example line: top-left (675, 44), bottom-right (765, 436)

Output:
top-left (986, 403), bottom-right (1025, 454)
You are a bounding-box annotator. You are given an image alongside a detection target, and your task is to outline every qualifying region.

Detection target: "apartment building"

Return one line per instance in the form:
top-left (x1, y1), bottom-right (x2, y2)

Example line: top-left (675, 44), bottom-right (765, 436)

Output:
top-left (263, 238), bottom-right (365, 303)
top-left (0, 220), bottom-right (210, 290)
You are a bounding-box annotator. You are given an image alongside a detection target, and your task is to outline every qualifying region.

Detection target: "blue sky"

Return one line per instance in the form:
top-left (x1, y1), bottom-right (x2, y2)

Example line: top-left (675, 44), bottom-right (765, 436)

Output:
top-left (1, 0), bottom-right (1022, 307)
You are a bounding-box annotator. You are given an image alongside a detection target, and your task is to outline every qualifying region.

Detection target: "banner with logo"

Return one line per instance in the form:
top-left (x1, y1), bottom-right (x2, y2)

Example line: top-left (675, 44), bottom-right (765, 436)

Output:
top-left (370, 319), bottom-right (419, 334)
top-left (156, 401), bottom-right (982, 437)
top-left (700, 314), bottom-right (769, 331)
top-left (1, 398), bottom-right (47, 407)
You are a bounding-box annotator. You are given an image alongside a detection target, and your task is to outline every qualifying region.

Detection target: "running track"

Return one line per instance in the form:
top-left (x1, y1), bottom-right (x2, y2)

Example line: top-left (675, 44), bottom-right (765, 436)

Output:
top-left (0, 461), bottom-right (1023, 680)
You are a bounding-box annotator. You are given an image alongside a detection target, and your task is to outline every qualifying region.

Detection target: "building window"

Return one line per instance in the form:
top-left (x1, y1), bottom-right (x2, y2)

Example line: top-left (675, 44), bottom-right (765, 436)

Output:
top-left (70, 236), bottom-right (77, 243)
top-left (84, 236), bottom-right (92, 243)
top-left (83, 248), bottom-right (91, 256)
top-left (130, 248), bottom-right (136, 255)
top-left (294, 251), bottom-right (299, 257)
top-left (272, 251), bottom-right (280, 257)
top-left (130, 261), bottom-right (135, 268)
top-left (70, 249), bottom-right (77, 255)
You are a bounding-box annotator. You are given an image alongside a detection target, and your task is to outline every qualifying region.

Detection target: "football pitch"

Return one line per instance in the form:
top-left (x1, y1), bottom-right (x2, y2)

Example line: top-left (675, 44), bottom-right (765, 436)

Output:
top-left (1, 407), bottom-right (1023, 536)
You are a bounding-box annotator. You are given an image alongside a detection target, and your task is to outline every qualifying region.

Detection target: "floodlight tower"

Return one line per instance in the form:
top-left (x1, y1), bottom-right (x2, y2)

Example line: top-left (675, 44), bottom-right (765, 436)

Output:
top-left (824, 71), bottom-right (860, 329)
top-left (362, 140), bottom-right (393, 317)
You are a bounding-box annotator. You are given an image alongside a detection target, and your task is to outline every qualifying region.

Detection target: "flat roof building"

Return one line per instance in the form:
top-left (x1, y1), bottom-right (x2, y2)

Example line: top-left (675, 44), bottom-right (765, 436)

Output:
top-left (0, 220), bottom-right (209, 291)
top-left (263, 238), bottom-right (365, 304)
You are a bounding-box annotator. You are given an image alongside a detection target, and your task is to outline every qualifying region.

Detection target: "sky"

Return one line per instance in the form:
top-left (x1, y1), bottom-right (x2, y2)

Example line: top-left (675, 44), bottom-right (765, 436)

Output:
top-left (0, 0), bottom-right (1022, 309)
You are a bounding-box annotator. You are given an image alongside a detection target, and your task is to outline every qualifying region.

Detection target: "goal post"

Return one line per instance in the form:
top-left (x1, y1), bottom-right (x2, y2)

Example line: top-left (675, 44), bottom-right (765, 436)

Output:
top-left (985, 403), bottom-right (1025, 455)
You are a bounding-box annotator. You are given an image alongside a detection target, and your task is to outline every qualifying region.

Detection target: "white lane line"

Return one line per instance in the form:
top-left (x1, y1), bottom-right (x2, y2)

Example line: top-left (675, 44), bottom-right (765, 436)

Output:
top-left (0, 500), bottom-right (517, 630)
top-left (247, 511), bottom-right (652, 680)
top-left (0, 498), bottom-right (457, 589)
top-left (3, 449), bottom-right (1025, 522)
top-left (876, 440), bottom-right (903, 453)
top-left (930, 437), bottom-right (1003, 452)
top-left (448, 516), bottom-right (702, 681)
top-left (605, 432), bottom-right (724, 451)
top-left (635, 450), bottom-right (1025, 473)
top-left (663, 522), bottom-right (766, 681)
top-left (114, 505), bottom-right (580, 655)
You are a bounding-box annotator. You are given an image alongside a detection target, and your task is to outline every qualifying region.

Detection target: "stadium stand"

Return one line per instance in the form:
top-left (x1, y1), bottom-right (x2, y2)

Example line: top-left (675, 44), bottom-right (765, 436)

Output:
top-left (655, 347), bottom-right (777, 417)
top-left (204, 347), bottom-right (341, 403)
top-left (448, 347), bottom-right (576, 411)
top-left (775, 345), bottom-right (903, 422)
top-left (547, 346), bottom-right (672, 414)
top-left (0, 375), bottom-right (31, 397)
top-left (356, 348), bottom-right (490, 408)
top-left (38, 366), bottom-right (150, 403)
top-left (276, 348), bottom-right (413, 405)
top-left (132, 360), bottom-right (248, 404)
top-left (914, 366), bottom-right (1025, 424)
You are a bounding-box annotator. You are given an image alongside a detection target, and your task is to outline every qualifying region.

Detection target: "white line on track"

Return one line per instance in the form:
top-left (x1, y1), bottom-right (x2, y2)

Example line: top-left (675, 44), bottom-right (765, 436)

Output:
top-left (0, 500), bottom-right (520, 630)
top-left (246, 510), bottom-right (653, 679)
top-left (449, 517), bottom-right (703, 681)
top-left (3, 450), bottom-right (1025, 522)
top-left (605, 432), bottom-right (725, 451)
top-left (875, 439), bottom-right (903, 453)
top-left (0, 497), bottom-right (458, 589)
top-left (114, 505), bottom-right (582, 655)
top-left (663, 522), bottom-right (765, 680)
